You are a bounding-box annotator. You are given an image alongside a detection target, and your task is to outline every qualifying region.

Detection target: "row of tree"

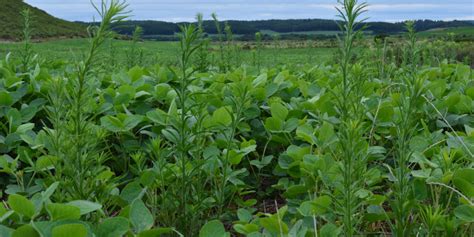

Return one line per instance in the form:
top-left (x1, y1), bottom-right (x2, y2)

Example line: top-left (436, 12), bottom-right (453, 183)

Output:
top-left (101, 19), bottom-right (472, 36)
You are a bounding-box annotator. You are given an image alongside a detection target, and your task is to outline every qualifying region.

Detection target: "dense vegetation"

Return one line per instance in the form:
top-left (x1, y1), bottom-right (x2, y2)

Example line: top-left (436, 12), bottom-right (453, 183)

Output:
top-left (0, 0), bottom-right (473, 236)
top-left (0, 0), bottom-right (86, 40)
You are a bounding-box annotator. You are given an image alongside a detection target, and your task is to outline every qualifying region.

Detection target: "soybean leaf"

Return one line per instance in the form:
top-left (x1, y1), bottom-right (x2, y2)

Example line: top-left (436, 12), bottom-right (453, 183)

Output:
top-left (97, 217), bottom-right (130, 237)
top-left (270, 102), bottom-right (288, 121)
top-left (454, 205), bottom-right (474, 222)
top-left (0, 225), bottom-right (13, 237)
top-left (51, 224), bottom-right (87, 237)
top-left (137, 228), bottom-right (174, 237)
top-left (199, 220), bottom-right (227, 237)
top-left (212, 107), bottom-right (232, 126)
top-left (12, 224), bottom-right (39, 237)
top-left (453, 168), bottom-right (474, 198)
top-left (7, 194), bottom-right (35, 219)
top-left (67, 201), bottom-right (102, 215)
top-left (130, 200), bottom-right (154, 233)
top-left (46, 204), bottom-right (81, 221)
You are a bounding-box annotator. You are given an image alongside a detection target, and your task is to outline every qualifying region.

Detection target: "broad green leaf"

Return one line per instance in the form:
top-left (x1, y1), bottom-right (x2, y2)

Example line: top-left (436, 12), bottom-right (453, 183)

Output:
top-left (454, 205), bottom-right (474, 222)
top-left (320, 223), bottom-right (341, 237)
top-left (284, 185), bottom-right (307, 198)
top-left (20, 104), bottom-right (40, 122)
top-left (140, 170), bottom-right (157, 187)
top-left (8, 194), bottom-right (35, 219)
top-left (270, 102), bottom-right (288, 120)
top-left (118, 85), bottom-right (136, 97)
top-left (426, 79), bottom-right (446, 98)
top-left (130, 200), bottom-right (154, 233)
top-left (466, 87), bottom-right (474, 99)
top-left (296, 124), bottom-right (317, 145)
top-left (6, 109), bottom-right (21, 129)
top-left (128, 66), bottom-right (144, 82)
top-left (367, 195), bottom-right (386, 206)
top-left (264, 117), bottom-right (283, 132)
top-left (100, 116), bottom-right (123, 133)
top-left (259, 217), bottom-right (288, 235)
top-left (253, 73), bottom-right (267, 87)
top-left (444, 92), bottom-right (461, 112)
top-left (233, 224), bottom-right (259, 235)
top-left (36, 156), bottom-right (58, 171)
top-left (0, 225), bottom-right (13, 237)
top-left (120, 182), bottom-right (144, 204)
top-left (199, 220), bottom-right (227, 237)
top-left (453, 168), bottom-right (474, 198)
top-left (51, 224), bottom-right (87, 237)
top-left (298, 195), bottom-right (332, 216)
top-left (318, 122), bottom-right (334, 143)
top-left (101, 114), bottom-right (143, 133)
top-left (237, 208), bottom-right (253, 222)
top-left (16, 123), bottom-right (34, 134)
top-left (212, 107), bottom-right (232, 126)
top-left (137, 228), bottom-right (174, 237)
top-left (12, 225), bottom-right (39, 237)
top-left (46, 204), bottom-right (81, 221)
top-left (146, 109), bottom-right (167, 125)
top-left (123, 115), bottom-right (144, 131)
top-left (0, 91), bottom-right (13, 106)
top-left (97, 217), bottom-right (130, 237)
top-left (298, 201), bottom-right (315, 217)
top-left (228, 150), bottom-right (244, 165)
top-left (67, 201), bottom-right (102, 215)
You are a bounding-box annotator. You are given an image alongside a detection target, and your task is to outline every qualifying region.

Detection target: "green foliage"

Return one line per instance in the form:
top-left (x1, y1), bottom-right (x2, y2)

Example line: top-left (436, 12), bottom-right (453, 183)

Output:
top-left (199, 220), bottom-right (228, 237)
top-left (0, 1), bottom-right (473, 237)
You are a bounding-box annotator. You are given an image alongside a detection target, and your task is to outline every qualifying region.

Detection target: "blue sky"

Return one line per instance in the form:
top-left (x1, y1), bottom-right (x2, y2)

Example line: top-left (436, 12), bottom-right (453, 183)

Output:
top-left (25, 0), bottom-right (474, 22)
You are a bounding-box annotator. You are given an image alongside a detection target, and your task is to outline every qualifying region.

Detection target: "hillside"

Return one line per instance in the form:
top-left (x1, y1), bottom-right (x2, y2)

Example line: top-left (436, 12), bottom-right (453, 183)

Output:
top-left (0, 0), bottom-right (86, 40)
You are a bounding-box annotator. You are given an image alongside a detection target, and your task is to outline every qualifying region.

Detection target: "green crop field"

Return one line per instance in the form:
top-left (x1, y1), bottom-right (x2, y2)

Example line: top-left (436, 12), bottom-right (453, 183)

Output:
top-left (0, 39), bottom-right (335, 67)
top-left (0, 0), bottom-right (473, 237)
top-left (420, 26), bottom-right (474, 36)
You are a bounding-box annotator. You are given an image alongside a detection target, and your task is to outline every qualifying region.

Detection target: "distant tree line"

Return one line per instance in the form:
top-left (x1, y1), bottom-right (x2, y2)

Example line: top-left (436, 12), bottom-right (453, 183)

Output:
top-left (77, 19), bottom-right (473, 41)
top-left (103, 19), bottom-right (472, 36)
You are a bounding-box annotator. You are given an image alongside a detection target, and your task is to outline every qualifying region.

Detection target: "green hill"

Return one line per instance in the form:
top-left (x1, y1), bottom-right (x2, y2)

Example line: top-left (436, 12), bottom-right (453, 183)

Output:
top-left (0, 0), bottom-right (86, 40)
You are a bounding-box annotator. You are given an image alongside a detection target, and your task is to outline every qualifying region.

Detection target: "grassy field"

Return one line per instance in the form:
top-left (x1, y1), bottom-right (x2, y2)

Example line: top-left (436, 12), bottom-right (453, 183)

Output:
top-left (0, 38), bottom-right (335, 67)
top-left (417, 26), bottom-right (474, 38)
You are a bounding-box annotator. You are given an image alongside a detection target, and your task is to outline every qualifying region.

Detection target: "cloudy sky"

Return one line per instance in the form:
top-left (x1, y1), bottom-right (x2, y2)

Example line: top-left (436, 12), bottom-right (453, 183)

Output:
top-left (25, 0), bottom-right (474, 22)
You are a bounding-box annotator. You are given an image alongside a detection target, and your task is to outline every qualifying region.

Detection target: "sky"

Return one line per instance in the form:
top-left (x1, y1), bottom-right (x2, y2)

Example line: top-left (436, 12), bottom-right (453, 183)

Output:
top-left (25, 0), bottom-right (474, 22)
